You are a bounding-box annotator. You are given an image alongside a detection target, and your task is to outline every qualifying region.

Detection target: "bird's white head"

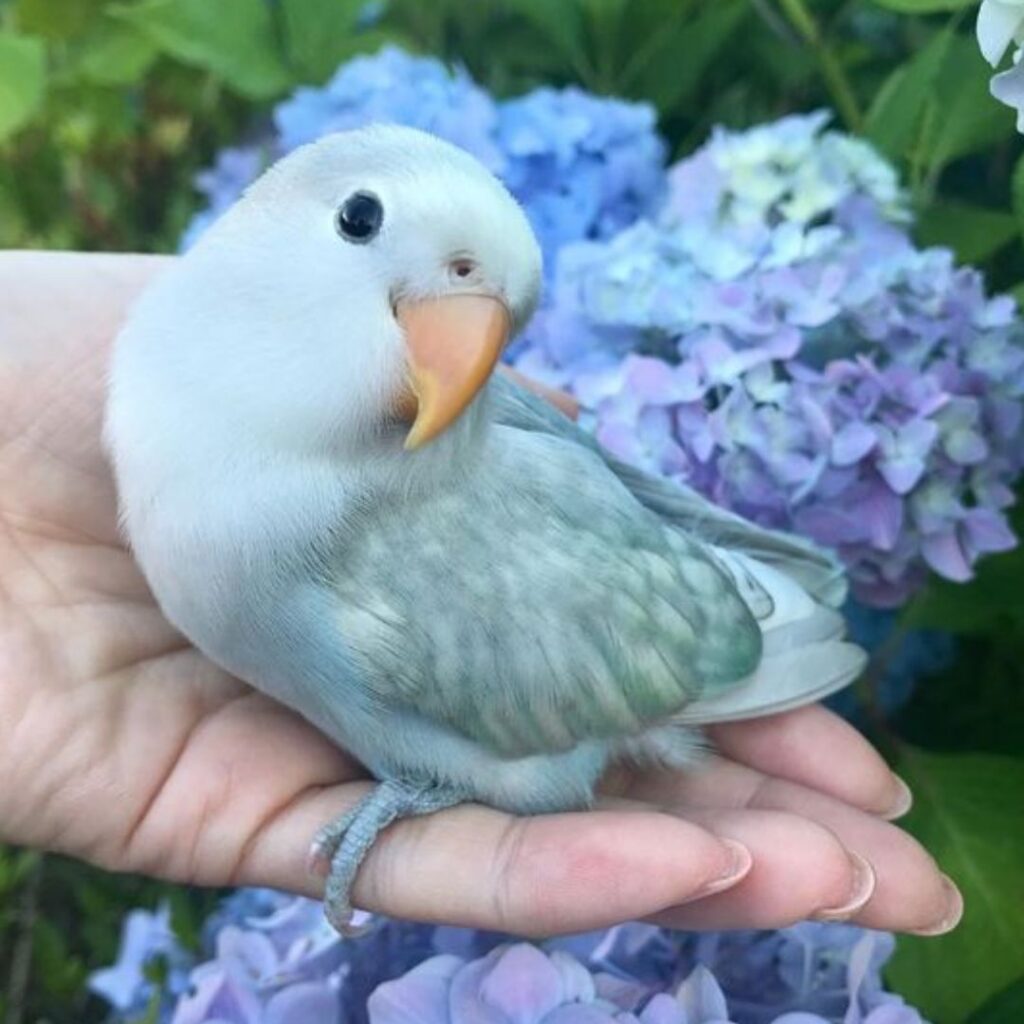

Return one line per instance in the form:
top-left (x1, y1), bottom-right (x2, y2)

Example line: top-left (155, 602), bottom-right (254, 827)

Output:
top-left (116, 124), bottom-right (542, 462)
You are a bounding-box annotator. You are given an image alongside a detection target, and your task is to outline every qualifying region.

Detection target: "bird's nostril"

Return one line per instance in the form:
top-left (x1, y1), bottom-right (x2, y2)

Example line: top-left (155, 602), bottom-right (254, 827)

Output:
top-left (450, 258), bottom-right (476, 280)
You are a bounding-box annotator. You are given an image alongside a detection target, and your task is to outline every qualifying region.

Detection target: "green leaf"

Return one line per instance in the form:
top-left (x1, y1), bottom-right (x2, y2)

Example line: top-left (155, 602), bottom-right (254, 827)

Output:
top-left (619, 0), bottom-right (747, 112)
top-left (895, 639), bottom-right (1024, 759)
top-left (888, 748), bottom-right (1024, 1022)
top-left (501, 0), bottom-right (588, 70)
top-left (581, 0), bottom-right (629, 84)
top-left (1011, 152), bottom-right (1024, 244)
top-left (867, 0), bottom-right (976, 11)
top-left (14, 0), bottom-right (105, 39)
top-left (110, 0), bottom-right (291, 98)
top-left (915, 199), bottom-right (1019, 263)
top-left (926, 35), bottom-right (1016, 172)
top-left (0, 31), bottom-right (45, 141)
top-left (967, 976), bottom-right (1024, 1024)
top-left (280, 0), bottom-right (382, 83)
top-left (75, 19), bottom-right (158, 86)
top-left (865, 28), bottom-right (951, 158)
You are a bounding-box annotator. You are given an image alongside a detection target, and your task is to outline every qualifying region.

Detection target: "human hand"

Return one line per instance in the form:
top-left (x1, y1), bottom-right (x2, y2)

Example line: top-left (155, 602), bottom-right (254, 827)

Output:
top-left (0, 251), bottom-right (961, 936)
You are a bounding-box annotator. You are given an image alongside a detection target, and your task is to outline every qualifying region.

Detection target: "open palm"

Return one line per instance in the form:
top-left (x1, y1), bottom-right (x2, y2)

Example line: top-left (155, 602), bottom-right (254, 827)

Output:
top-left (0, 251), bottom-right (959, 937)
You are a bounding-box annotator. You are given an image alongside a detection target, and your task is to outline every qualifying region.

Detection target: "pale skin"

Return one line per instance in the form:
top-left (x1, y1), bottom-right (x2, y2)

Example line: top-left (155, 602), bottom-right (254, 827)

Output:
top-left (0, 251), bottom-right (962, 937)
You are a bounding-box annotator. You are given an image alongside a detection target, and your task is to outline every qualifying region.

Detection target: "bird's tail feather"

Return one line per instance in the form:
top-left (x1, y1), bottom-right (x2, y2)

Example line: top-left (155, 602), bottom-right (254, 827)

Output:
top-left (675, 640), bottom-right (866, 724)
top-left (678, 548), bottom-right (866, 724)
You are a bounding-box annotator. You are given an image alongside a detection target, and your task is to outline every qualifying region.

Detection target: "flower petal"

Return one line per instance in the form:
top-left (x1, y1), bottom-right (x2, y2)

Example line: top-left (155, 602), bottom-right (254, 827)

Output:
top-left (977, 0), bottom-right (1024, 66)
top-left (921, 531), bottom-right (973, 581)
top-left (478, 945), bottom-right (567, 1023)
top-left (674, 966), bottom-right (729, 1022)
top-left (368, 955), bottom-right (463, 1024)
top-left (265, 982), bottom-right (340, 1024)
top-left (990, 57), bottom-right (1024, 129)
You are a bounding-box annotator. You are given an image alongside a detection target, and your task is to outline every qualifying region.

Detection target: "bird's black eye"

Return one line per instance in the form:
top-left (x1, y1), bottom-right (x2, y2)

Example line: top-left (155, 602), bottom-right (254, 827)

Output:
top-left (335, 191), bottom-right (384, 243)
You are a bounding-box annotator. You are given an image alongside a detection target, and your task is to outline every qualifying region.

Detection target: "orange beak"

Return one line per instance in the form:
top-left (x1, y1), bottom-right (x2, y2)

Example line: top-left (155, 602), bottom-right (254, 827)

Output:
top-left (397, 294), bottom-right (511, 450)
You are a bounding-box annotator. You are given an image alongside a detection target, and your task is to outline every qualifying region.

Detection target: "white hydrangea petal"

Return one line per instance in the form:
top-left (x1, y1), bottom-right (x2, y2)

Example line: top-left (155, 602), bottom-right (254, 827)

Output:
top-left (990, 56), bottom-right (1024, 130)
top-left (977, 0), bottom-right (1024, 66)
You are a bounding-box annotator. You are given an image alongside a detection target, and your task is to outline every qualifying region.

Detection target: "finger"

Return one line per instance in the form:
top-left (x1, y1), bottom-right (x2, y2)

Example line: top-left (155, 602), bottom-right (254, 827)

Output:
top-left (708, 705), bottom-right (910, 818)
top-left (649, 807), bottom-right (875, 930)
top-left (235, 790), bottom-right (751, 936)
top-left (626, 760), bottom-right (960, 935)
top-left (498, 365), bottom-right (580, 421)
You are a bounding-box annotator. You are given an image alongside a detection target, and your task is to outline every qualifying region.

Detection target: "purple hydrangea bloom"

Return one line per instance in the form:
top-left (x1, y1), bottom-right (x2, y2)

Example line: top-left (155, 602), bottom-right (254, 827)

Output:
top-left (93, 895), bottom-right (929, 1024)
top-left (517, 113), bottom-right (1023, 605)
top-left (368, 945), bottom-right (749, 1023)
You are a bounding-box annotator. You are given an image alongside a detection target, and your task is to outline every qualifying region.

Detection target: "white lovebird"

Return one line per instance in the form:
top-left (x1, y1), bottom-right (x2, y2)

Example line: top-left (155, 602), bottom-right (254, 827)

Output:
top-left (105, 125), bottom-right (865, 931)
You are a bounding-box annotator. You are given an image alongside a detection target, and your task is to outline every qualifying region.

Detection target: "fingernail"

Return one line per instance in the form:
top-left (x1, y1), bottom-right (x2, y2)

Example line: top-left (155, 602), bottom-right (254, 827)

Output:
top-left (814, 852), bottom-right (877, 922)
top-left (883, 775), bottom-right (913, 821)
top-left (306, 838), bottom-right (332, 879)
top-left (693, 839), bottom-right (753, 898)
top-left (910, 875), bottom-right (964, 936)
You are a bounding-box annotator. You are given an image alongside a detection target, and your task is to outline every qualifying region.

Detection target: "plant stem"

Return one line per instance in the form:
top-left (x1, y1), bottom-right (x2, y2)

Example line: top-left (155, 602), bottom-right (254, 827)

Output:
top-left (776, 0), bottom-right (864, 133)
top-left (3, 857), bottom-right (41, 1024)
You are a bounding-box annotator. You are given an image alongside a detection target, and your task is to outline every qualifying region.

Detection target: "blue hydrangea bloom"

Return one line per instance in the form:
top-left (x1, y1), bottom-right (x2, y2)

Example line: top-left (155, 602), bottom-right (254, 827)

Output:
top-left (181, 46), bottom-right (666, 281)
top-left (88, 903), bottom-right (192, 1023)
top-left (496, 86), bottom-right (665, 268)
top-left (274, 47), bottom-right (503, 167)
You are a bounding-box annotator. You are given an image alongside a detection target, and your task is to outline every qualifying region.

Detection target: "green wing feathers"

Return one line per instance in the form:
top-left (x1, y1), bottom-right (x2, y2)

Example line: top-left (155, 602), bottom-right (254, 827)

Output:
top-left (488, 373), bottom-right (848, 608)
top-left (332, 430), bottom-right (762, 758)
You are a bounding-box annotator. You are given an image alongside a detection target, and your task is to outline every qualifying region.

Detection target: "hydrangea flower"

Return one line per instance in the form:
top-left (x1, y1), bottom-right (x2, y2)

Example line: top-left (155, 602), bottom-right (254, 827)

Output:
top-left (368, 945), bottom-right (730, 1024)
top-left (516, 113), bottom-right (1023, 605)
top-left (496, 86), bottom-right (665, 266)
top-left (274, 47), bottom-right (502, 167)
top-left (179, 145), bottom-right (268, 251)
top-left (92, 896), bottom-right (929, 1024)
top-left (978, 0), bottom-right (1024, 129)
top-left (88, 903), bottom-right (193, 1021)
top-left (181, 46), bottom-right (665, 275)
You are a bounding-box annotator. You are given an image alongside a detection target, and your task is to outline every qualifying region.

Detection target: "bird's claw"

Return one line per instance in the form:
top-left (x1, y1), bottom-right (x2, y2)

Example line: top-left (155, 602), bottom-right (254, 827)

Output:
top-left (308, 779), bottom-right (463, 935)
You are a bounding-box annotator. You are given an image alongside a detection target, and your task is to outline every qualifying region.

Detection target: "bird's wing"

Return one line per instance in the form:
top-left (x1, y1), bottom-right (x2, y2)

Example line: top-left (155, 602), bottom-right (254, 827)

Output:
top-left (330, 427), bottom-right (764, 759)
top-left (488, 372), bottom-right (847, 608)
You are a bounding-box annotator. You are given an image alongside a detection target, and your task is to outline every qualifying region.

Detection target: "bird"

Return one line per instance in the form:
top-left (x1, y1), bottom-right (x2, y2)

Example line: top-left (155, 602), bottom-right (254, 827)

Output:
top-left (104, 124), bottom-right (866, 933)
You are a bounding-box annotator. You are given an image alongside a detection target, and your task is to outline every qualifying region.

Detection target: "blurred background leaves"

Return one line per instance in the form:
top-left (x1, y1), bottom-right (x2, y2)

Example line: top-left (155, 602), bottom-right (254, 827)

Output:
top-left (0, 2), bottom-right (1022, 1022)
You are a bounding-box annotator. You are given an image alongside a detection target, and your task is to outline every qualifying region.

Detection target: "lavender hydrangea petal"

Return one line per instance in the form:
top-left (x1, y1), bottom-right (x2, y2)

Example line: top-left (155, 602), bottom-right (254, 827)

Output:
top-left (921, 531), bottom-right (973, 581)
top-left (367, 954), bottom-right (463, 1024)
top-left (476, 944), bottom-right (570, 1022)
top-left (264, 981), bottom-right (341, 1024)
top-left (632, 994), bottom-right (686, 1024)
top-left (861, 1001), bottom-right (927, 1024)
top-left (963, 507), bottom-right (1017, 554)
top-left (674, 965), bottom-right (730, 1022)
top-left (170, 965), bottom-right (262, 1024)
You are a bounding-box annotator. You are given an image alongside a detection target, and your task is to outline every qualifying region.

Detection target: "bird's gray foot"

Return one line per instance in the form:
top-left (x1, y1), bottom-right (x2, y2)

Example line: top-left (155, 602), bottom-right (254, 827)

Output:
top-left (308, 779), bottom-right (463, 934)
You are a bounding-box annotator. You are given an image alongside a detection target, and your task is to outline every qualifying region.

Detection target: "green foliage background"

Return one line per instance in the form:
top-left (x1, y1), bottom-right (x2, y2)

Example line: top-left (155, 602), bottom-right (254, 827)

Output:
top-left (0, 1), bottom-right (1022, 1023)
